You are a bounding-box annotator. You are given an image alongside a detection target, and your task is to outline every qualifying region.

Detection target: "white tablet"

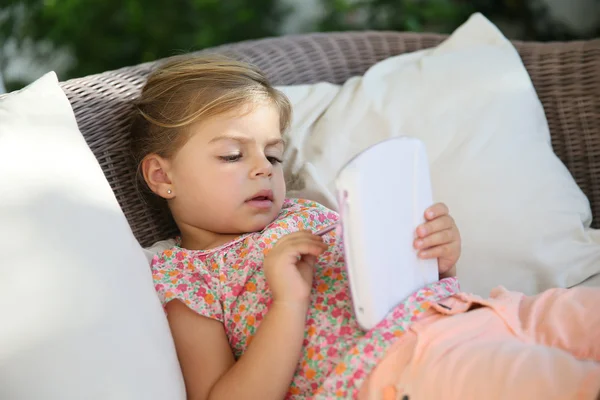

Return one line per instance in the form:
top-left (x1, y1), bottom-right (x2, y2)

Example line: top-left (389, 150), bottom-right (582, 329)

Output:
top-left (334, 137), bottom-right (439, 331)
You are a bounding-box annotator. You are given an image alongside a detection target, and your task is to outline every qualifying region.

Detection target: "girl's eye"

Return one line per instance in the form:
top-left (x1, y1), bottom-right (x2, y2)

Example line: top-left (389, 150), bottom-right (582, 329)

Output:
top-left (220, 154), bottom-right (242, 162)
top-left (267, 156), bottom-right (283, 165)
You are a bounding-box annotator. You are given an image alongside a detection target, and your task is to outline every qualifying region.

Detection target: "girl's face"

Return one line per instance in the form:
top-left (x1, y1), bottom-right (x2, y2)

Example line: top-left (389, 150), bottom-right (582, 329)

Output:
top-left (165, 102), bottom-right (287, 244)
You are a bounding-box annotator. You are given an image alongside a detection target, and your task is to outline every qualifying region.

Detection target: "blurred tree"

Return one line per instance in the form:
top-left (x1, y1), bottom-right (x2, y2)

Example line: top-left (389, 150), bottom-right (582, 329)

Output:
top-left (2, 0), bottom-right (289, 87)
top-left (317, 0), bottom-right (600, 40)
top-left (318, 0), bottom-right (473, 34)
top-left (2, 0), bottom-right (598, 91)
top-left (0, 4), bottom-right (20, 88)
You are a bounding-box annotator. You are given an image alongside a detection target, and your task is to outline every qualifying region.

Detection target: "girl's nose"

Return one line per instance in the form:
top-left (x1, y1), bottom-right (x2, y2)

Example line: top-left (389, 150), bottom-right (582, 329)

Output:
top-left (251, 156), bottom-right (273, 178)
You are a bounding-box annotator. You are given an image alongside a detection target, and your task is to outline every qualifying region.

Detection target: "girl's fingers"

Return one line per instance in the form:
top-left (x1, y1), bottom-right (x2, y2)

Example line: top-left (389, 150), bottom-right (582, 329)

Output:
top-left (418, 241), bottom-right (459, 260)
top-left (424, 203), bottom-right (449, 220)
top-left (280, 230), bottom-right (326, 246)
top-left (302, 255), bottom-right (318, 267)
top-left (414, 228), bottom-right (454, 250)
top-left (290, 241), bottom-right (328, 257)
top-left (416, 215), bottom-right (455, 238)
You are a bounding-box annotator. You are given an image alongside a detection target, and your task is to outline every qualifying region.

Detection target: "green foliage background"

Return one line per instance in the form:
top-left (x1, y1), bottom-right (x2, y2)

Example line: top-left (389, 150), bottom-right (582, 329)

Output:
top-left (2, 0), bottom-right (598, 90)
top-left (1, 0), bottom-right (288, 89)
top-left (318, 0), bottom-right (472, 33)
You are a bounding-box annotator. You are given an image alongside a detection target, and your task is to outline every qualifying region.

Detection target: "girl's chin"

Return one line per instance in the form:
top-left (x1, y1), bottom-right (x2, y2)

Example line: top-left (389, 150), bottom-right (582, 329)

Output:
top-left (244, 214), bottom-right (280, 233)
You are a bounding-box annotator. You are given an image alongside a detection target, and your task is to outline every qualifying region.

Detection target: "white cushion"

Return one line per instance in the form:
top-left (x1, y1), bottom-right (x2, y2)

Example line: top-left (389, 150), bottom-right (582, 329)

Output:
top-left (0, 73), bottom-right (185, 399)
top-left (279, 13), bottom-right (600, 296)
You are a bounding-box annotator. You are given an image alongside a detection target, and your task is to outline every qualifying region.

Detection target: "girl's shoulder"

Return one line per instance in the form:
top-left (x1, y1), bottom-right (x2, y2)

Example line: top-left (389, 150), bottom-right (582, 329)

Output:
top-left (150, 198), bottom-right (338, 270)
top-left (150, 246), bottom-right (194, 273)
top-left (270, 198), bottom-right (339, 232)
top-left (150, 237), bottom-right (247, 273)
top-left (282, 197), bottom-right (333, 212)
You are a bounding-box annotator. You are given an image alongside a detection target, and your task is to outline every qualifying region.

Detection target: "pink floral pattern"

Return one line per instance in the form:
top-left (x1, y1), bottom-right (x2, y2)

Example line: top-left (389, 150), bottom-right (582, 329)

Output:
top-left (315, 278), bottom-right (459, 399)
top-left (151, 198), bottom-right (460, 398)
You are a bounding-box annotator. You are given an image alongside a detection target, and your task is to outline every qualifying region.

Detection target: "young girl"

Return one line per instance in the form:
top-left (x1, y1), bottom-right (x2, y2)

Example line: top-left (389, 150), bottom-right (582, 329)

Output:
top-left (131, 55), bottom-right (600, 400)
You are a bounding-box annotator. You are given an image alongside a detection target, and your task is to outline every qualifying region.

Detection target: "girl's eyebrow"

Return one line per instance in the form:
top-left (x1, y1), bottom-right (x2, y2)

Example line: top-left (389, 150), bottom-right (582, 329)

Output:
top-left (209, 135), bottom-right (285, 147)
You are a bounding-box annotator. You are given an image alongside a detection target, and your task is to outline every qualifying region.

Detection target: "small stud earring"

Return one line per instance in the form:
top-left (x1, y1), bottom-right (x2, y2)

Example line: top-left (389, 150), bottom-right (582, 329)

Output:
top-left (167, 189), bottom-right (172, 195)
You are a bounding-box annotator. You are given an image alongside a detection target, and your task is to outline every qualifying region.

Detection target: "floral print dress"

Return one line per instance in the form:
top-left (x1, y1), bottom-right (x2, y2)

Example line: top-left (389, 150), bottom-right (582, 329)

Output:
top-left (151, 198), bottom-right (459, 398)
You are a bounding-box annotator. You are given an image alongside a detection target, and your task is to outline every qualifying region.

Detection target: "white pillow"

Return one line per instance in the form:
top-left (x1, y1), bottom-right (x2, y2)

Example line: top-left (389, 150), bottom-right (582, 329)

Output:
top-left (0, 73), bottom-right (185, 399)
top-left (280, 13), bottom-right (600, 296)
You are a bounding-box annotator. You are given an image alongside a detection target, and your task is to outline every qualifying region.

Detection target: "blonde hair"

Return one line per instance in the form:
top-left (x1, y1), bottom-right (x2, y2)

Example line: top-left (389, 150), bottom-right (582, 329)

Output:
top-left (130, 54), bottom-right (292, 203)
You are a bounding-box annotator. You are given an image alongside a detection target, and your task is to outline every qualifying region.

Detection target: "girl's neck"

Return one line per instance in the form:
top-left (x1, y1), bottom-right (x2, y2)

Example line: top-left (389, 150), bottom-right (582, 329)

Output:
top-left (180, 231), bottom-right (241, 251)
top-left (178, 224), bottom-right (243, 251)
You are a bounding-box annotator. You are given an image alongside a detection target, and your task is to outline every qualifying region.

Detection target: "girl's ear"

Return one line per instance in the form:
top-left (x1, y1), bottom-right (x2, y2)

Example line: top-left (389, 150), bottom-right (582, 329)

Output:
top-left (141, 154), bottom-right (175, 199)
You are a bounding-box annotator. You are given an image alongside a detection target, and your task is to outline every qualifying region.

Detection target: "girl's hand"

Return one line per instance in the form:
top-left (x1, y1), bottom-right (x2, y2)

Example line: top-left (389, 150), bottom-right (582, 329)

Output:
top-left (413, 202), bottom-right (461, 277)
top-left (264, 231), bottom-right (328, 305)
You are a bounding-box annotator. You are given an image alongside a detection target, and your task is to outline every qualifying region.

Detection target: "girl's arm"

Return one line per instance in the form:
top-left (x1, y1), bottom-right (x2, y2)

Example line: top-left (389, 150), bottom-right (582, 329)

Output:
top-left (166, 299), bottom-right (307, 400)
top-left (168, 230), bottom-right (326, 399)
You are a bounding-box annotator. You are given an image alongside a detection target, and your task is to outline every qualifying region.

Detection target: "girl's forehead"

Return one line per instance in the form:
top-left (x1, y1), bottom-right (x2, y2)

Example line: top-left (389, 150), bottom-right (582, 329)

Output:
top-left (189, 104), bottom-right (283, 141)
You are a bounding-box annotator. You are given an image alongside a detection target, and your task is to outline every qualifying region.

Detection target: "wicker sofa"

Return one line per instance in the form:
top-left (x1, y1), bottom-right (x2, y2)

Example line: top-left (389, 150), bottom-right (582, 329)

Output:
top-left (58, 31), bottom-right (600, 249)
